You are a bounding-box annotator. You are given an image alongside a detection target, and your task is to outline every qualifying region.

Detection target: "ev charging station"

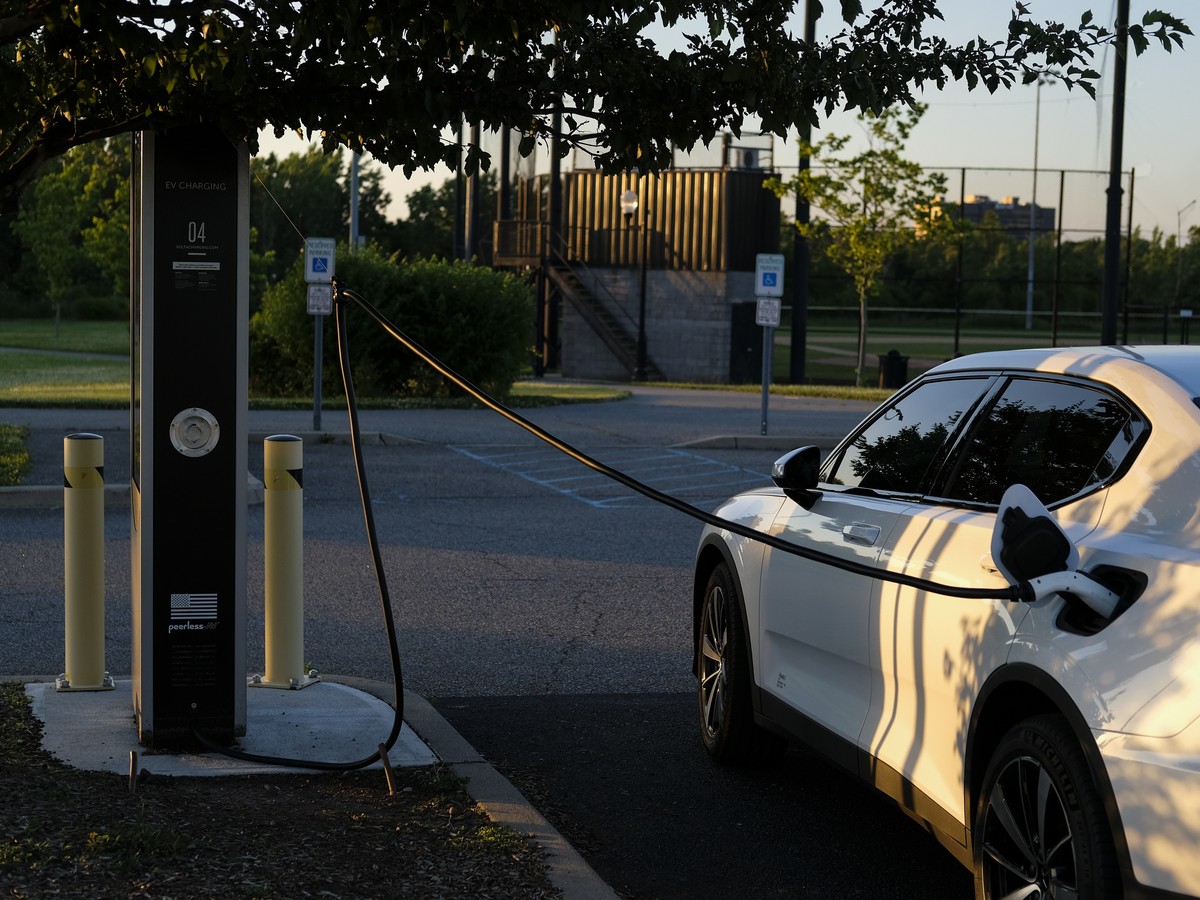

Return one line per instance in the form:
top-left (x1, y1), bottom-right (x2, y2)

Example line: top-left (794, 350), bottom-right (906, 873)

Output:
top-left (130, 124), bottom-right (249, 746)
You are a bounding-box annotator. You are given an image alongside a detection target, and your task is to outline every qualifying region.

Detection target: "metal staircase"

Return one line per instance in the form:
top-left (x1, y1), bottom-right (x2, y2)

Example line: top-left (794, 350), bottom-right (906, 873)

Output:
top-left (545, 262), bottom-right (665, 381)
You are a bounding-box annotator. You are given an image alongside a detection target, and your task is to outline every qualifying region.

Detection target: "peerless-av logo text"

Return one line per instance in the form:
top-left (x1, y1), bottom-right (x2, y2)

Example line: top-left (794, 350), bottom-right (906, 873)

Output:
top-left (167, 592), bottom-right (219, 633)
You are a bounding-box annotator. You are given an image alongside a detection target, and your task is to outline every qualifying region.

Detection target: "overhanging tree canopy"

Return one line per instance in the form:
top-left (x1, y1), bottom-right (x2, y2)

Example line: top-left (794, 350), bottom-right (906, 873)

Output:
top-left (0, 1), bottom-right (1189, 213)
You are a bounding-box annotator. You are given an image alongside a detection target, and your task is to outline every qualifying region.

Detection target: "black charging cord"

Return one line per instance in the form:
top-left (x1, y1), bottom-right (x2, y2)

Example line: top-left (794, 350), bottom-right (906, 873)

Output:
top-left (190, 286), bottom-right (405, 770)
top-left (192, 276), bottom-right (1030, 768)
top-left (334, 281), bottom-right (1027, 605)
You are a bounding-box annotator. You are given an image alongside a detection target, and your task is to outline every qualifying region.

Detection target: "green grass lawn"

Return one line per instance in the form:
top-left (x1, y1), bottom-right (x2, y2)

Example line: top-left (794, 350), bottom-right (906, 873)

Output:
top-left (0, 351), bottom-right (130, 407)
top-left (0, 319), bottom-right (129, 356)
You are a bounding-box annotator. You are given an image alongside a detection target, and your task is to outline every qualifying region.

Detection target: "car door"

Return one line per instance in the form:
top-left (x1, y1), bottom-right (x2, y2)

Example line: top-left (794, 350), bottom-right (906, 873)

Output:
top-left (863, 375), bottom-right (1145, 831)
top-left (758, 376), bottom-right (996, 751)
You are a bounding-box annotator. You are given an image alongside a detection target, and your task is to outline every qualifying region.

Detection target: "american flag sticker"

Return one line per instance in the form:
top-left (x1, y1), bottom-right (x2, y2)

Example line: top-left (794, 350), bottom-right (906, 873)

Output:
top-left (170, 592), bottom-right (219, 620)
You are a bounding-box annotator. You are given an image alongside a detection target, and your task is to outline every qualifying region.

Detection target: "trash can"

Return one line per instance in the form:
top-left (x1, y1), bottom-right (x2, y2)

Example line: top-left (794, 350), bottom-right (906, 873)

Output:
top-left (877, 349), bottom-right (909, 389)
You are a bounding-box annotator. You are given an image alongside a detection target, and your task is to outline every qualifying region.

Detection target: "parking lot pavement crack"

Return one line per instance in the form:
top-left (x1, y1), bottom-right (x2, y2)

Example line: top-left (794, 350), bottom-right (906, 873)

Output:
top-left (541, 590), bottom-right (605, 694)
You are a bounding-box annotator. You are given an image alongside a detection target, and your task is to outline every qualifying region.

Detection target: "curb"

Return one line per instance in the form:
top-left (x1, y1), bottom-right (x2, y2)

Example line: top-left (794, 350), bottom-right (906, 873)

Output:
top-left (333, 677), bottom-right (619, 900)
top-left (0, 431), bottom-right (425, 510)
top-left (676, 434), bottom-right (821, 451)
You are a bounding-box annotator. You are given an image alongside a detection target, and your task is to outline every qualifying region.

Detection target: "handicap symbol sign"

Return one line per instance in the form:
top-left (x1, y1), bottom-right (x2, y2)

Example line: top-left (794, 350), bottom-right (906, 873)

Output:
top-left (762, 272), bottom-right (777, 287)
top-left (305, 237), bottom-right (336, 283)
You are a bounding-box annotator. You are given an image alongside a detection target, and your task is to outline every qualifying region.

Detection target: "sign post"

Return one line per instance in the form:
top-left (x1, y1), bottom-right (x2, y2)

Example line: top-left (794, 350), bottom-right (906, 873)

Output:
top-left (754, 254), bottom-right (785, 436)
top-left (304, 239), bottom-right (336, 431)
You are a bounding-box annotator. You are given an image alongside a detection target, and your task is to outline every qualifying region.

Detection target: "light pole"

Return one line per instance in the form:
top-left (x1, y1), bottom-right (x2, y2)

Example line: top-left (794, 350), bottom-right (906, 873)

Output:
top-left (1178, 200), bottom-right (1196, 306)
top-left (1026, 75), bottom-right (1052, 331)
top-left (620, 188), bottom-right (649, 380)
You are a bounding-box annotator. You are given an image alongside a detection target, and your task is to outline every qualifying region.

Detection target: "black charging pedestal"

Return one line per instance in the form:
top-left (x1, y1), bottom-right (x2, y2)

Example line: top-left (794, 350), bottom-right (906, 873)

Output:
top-left (130, 124), bottom-right (249, 746)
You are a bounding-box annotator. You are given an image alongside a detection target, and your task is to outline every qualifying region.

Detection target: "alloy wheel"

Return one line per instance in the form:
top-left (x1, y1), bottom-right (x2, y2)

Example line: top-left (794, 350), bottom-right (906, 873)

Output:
top-left (980, 754), bottom-right (1079, 899)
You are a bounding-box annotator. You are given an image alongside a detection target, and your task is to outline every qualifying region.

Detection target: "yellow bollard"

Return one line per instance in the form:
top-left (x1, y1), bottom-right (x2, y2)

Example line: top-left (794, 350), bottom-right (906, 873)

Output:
top-left (252, 435), bottom-right (318, 689)
top-left (59, 433), bottom-right (113, 691)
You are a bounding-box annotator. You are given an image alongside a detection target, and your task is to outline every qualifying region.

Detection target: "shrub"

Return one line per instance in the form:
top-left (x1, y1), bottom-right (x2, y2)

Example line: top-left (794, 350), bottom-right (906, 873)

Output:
top-left (0, 424), bottom-right (31, 487)
top-left (250, 246), bottom-right (534, 400)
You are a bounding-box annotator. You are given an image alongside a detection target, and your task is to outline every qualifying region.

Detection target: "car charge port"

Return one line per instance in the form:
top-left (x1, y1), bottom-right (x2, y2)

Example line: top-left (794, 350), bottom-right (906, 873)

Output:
top-left (1056, 565), bottom-right (1148, 635)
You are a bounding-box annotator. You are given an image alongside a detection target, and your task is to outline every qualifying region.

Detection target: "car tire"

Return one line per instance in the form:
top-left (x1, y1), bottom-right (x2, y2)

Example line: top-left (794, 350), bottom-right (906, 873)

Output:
top-left (974, 714), bottom-right (1119, 900)
top-left (697, 561), bottom-right (786, 765)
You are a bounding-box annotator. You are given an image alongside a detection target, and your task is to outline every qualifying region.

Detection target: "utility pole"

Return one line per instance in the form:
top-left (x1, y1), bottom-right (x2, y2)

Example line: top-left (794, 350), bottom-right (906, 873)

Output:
top-left (1100, 0), bottom-right (1130, 345)
top-left (789, 0), bottom-right (818, 384)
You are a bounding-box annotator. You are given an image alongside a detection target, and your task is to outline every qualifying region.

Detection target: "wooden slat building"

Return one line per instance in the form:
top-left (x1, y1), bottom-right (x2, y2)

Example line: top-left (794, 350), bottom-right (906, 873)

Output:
top-left (495, 167), bottom-right (781, 383)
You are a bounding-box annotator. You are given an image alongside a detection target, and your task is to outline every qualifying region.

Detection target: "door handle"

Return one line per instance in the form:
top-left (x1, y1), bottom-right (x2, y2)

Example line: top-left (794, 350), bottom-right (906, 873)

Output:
top-left (842, 523), bottom-right (881, 546)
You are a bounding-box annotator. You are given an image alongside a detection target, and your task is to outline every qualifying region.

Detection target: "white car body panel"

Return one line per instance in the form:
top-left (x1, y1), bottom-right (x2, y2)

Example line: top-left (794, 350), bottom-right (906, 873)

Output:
top-left (759, 492), bottom-right (909, 744)
top-left (1096, 719), bottom-right (1200, 896)
top-left (867, 504), bottom-right (1027, 824)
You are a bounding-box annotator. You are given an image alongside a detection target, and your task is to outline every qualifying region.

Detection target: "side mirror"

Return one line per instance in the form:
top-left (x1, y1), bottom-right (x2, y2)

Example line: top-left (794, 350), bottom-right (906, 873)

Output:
top-left (991, 484), bottom-right (1119, 618)
top-left (772, 446), bottom-right (821, 510)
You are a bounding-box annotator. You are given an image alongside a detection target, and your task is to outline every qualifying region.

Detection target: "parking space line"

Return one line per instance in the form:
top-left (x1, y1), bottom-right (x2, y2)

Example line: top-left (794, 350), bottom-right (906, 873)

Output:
top-left (449, 445), bottom-right (768, 508)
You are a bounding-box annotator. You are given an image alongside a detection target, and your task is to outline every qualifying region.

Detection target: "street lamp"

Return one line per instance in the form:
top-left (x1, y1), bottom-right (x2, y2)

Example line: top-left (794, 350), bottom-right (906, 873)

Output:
top-left (620, 188), bottom-right (649, 380)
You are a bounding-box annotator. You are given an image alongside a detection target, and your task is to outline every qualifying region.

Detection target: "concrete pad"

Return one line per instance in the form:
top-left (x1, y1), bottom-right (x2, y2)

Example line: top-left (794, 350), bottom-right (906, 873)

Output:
top-left (25, 679), bottom-right (436, 776)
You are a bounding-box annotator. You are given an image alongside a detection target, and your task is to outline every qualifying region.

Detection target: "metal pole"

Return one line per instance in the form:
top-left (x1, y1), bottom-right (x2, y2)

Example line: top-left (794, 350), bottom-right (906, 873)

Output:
top-left (454, 124), bottom-right (464, 259)
top-left (761, 326), bottom-right (773, 435)
top-left (1025, 79), bottom-right (1043, 330)
top-left (465, 122), bottom-right (480, 260)
top-left (349, 152), bottom-right (360, 250)
top-left (789, 0), bottom-right (818, 385)
top-left (955, 168), bottom-right (965, 357)
top-left (1122, 168), bottom-right (1136, 344)
top-left (60, 433), bottom-right (113, 691)
top-left (636, 198), bottom-right (649, 380)
top-left (499, 129), bottom-right (513, 221)
top-left (1052, 170), bottom-right (1066, 346)
top-left (313, 317), bottom-right (323, 431)
top-left (1101, 0), bottom-right (1130, 344)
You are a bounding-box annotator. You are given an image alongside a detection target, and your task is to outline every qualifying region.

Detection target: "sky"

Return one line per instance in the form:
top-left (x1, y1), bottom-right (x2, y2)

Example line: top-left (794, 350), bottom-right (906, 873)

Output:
top-left (261, 1), bottom-right (1198, 239)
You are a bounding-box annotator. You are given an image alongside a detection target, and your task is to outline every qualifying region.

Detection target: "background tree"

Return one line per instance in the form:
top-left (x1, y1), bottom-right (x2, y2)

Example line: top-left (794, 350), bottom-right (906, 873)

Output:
top-left (769, 104), bottom-right (956, 385)
top-left (389, 172), bottom-right (500, 260)
top-left (250, 148), bottom-right (392, 290)
top-left (0, 2), bottom-right (1188, 213)
top-left (10, 138), bottom-right (130, 325)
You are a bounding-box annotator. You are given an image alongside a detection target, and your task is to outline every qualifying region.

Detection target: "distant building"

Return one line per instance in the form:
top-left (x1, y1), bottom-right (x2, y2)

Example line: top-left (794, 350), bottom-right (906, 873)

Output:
top-left (948, 194), bottom-right (1056, 236)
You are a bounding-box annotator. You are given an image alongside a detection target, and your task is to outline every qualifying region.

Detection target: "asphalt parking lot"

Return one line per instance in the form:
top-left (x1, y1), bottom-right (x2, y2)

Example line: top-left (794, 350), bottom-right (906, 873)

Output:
top-left (0, 385), bottom-right (973, 897)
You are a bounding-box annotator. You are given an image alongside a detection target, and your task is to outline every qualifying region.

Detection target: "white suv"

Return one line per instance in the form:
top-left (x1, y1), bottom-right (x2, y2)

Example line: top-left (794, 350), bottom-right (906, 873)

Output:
top-left (694, 346), bottom-right (1200, 899)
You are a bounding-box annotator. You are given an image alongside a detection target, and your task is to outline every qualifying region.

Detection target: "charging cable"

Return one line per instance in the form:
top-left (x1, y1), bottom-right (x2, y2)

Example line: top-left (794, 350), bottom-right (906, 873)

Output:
top-left (195, 278), bottom-right (1082, 768)
top-left (333, 281), bottom-right (1031, 605)
top-left (191, 285), bottom-right (405, 769)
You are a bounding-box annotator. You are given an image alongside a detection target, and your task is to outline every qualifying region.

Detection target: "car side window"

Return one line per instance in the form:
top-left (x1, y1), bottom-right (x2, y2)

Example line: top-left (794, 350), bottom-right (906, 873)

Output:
top-left (944, 378), bottom-right (1144, 507)
top-left (825, 378), bottom-right (992, 494)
